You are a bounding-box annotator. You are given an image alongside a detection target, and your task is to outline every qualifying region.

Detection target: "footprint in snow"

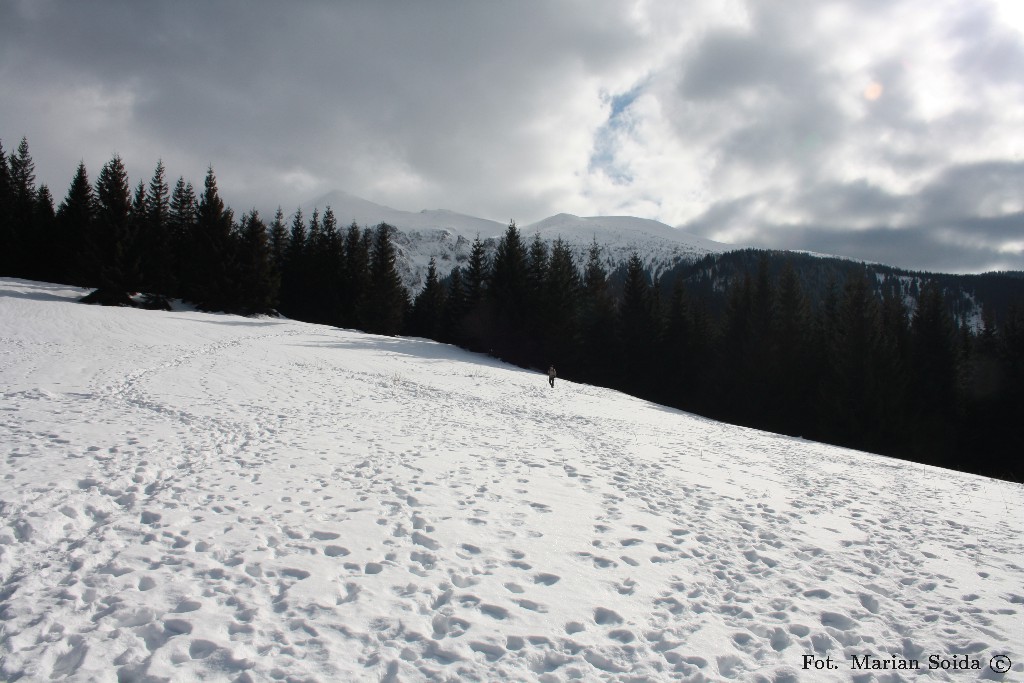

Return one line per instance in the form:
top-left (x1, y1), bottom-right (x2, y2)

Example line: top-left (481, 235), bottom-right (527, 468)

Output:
top-left (479, 604), bottom-right (509, 620)
top-left (593, 607), bottom-right (624, 625)
top-left (515, 599), bottom-right (546, 612)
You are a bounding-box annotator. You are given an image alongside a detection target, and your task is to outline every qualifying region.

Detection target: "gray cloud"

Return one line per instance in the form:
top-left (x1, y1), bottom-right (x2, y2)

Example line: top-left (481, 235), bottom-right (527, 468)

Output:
top-left (770, 221), bottom-right (1022, 274)
top-left (949, 2), bottom-right (1024, 88)
top-left (915, 161), bottom-right (1024, 223)
top-left (2, 0), bottom-right (1022, 274)
top-left (1, 1), bottom-right (646, 218)
top-left (684, 162), bottom-right (1024, 272)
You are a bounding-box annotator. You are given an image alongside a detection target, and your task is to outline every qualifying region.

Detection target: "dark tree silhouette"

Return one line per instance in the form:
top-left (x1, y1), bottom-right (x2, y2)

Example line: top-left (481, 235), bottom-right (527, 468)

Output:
top-left (618, 251), bottom-right (656, 394)
top-left (765, 261), bottom-right (813, 433)
top-left (31, 185), bottom-right (56, 283)
top-left (84, 155), bottom-right (136, 305)
top-left (0, 139), bottom-right (13, 276)
top-left (7, 138), bottom-right (37, 278)
top-left (488, 221), bottom-right (528, 362)
top-left (543, 237), bottom-right (581, 372)
top-left (55, 162), bottom-right (94, 286)
top-left (189, 166), bottom-right (238, 311)
top-left (237, 210), bottom-right (279, 314)
top-left (908, 281), bottom-right (958, 464)
top-left (340, 221), bottom-right (370, 329)
top-left (411, 257), bottom-right (445, 340)
top-left (268, 207), bottom-right (288, 278)
top-left (580, 239), bottom-right (616, 384)
top-left (168, 177), bottom-right (197, 298)
top-left (442, 265), bottom-right (467, 345)
top-left (281, 209), bottom-right (307, 318)
top-left (365, 223), bottom-right (406, 336)
top-left (138, 161), bottom-right (173, 308)
top-left (460, 235), bottom-right (491, 352)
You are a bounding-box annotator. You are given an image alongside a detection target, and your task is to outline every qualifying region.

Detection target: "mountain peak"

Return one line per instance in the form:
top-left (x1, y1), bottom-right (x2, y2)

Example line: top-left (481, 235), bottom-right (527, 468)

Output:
top-left (298, 191), bottom-right (733, 292)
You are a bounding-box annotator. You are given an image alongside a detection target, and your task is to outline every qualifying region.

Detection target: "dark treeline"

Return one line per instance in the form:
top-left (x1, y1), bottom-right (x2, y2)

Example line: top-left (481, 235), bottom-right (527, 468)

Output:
top-left (0, 138), bottom-right (407, 333)
top-left (2, 137), bottom-right (1021, 482)
top-left (660, 248), bottom-right (1024, 325)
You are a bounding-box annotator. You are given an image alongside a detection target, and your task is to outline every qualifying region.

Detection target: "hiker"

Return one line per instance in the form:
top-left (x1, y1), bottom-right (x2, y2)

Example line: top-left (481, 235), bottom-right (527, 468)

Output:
top-left (548, 365), bottom-right (556, 388)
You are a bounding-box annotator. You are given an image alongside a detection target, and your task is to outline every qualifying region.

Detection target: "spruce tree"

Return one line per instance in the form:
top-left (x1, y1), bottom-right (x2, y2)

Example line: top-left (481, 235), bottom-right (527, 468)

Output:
top-left (717, 271), bottom-right (754, 420)
top-left (745, 255), bottom-right (775, 417)
top-left (662, 278), bottom-right (698, 407)
top-left (56, 162), bottom-right (94, 286)
top-left (341, 221), bottom-right (369, 328)
top-left (411, 257), bottom-right (445, 339)
top-left (823, 272), bottom-right (884, 449)
top-left (442, 266), bottom-right (467, 344)
top-left (488, 221), bottom-right (528, 361)
top-left (305, 208), bottom-right (324, 320)
top-left (7, 138), bottom-right (36, 278)
top-left (268, 207), bottom-right (289, 277)
top-left (128, 180), bottom-right (148, 292)
top-left (307, 209), bottom-right (322, 254)
top-left (139, 161), bottom-right (173, 307)
top-left (168, 177), bottom-right (197, 298)
top-left (765, 262), bottom-right (811, 432)
top-left (31, 185), bottom-right (57, 282)
top-left (304, 208), bottom-right (326, 322)
top-left (810, 275), bottom-right (841, 426)
top-left (995, 302), bottom-right (1024, 479)
top-left (544, 237), bottom-right (580, 372)
top-left (489, 221), bottom-right (527, 311)
top-left (267, 207), bottom-right (289, 309)
top-left (321, 206), bottom-right (339, 249)
top-left (280, 208), bottom-right (307, 318)
top-left (365, 223), bottom-right (406, 335)
top-left (190, 166), bottom-right (238, 311)
top-left (461, 235), bottom-right (491, 352)
top-left (526, 232), bottom-right (549, 331)
top-left (0, 139), bottom-right (12, 275)
top-left (875, 281), bottom-right (910, 447)
top-left (84, 154), bottom-right (135, 305)
top-left (580, 238), bottom-right (616, 385)
top-left (465, 235), bottom-right (489, 306)
top-left (313, 206), bottom-right (343, 325)
top-left (770, 260), bottom-right (813, 434)
top-left (618, 251), bottom-right (655, 393)
top-left (908, 281), bottom-right (958, 464)
top-left (237, 209), bottom-right (279, 314)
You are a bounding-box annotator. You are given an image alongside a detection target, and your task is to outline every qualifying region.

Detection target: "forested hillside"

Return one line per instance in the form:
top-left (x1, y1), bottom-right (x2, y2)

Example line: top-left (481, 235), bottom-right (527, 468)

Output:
top-left (2, 136), bottom-right (1021, 481)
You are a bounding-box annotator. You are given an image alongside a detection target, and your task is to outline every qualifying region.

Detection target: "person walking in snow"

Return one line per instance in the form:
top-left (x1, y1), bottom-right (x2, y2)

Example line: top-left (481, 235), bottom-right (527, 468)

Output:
top-left (548, 365), bottom-right (557, 388)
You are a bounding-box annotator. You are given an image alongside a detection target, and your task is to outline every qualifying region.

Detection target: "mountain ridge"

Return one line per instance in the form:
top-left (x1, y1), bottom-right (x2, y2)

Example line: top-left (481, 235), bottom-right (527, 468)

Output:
top-left (302, 191), bottom-right (1022, 332)
top-left (307, 190), bottom-right (734, 291)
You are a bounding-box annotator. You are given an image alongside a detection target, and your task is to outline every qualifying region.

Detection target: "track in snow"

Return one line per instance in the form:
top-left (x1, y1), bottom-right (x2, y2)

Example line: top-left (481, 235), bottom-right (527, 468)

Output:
top-left (1, 278), bottom-right (1022, 681)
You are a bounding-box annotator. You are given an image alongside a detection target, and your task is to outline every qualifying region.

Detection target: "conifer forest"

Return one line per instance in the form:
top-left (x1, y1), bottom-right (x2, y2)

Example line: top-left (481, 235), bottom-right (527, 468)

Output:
top-left (2, 137), bottom-right (1021, 482)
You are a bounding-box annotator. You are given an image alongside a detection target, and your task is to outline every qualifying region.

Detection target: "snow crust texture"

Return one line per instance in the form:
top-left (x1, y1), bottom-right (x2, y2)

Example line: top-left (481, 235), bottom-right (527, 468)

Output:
top-left (1, 278), bottom-right (1022, 682)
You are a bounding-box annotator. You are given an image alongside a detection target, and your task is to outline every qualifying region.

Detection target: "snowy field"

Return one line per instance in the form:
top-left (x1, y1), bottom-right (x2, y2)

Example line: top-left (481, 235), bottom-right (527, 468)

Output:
top-left (1, 278), bottom-right (1021, 682)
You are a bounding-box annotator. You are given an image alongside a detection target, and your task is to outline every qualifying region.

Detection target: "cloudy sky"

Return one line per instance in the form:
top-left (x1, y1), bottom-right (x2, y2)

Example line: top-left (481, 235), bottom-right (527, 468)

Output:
top-left (3, 0), bottom-right (1023, 273)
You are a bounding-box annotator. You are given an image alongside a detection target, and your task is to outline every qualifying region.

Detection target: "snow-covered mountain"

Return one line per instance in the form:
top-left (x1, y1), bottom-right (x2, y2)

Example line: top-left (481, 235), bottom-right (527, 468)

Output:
top-left (313, 190), bottom-right (508, 239)
top-left (2, 277), bottom-right (1021, 681)
top-left (311, 191), bottom-right (732, 291)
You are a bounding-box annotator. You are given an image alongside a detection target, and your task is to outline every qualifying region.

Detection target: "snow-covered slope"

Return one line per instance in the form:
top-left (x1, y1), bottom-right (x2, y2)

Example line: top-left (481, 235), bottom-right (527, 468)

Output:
top-left (2, 278), bottom-right (1021, 682)
top-left (309, 191), bottom-right (731, 291)
top-left (314, 190), bottom-right (507, 239)
top-left (525, 213), bottom-right (730, 285)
